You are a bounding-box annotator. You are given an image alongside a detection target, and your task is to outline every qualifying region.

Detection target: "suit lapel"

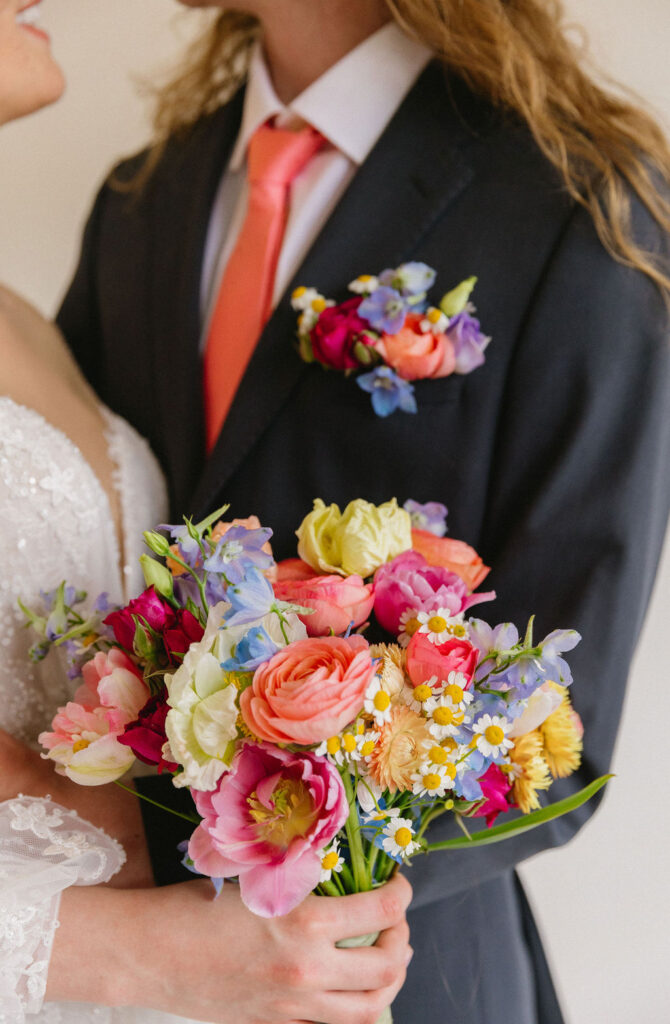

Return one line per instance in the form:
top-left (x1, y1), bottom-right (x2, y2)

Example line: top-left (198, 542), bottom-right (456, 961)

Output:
top-left (149, 91), bottom-right (245, 511)
top-left (191, 64), bottom-right (490, 516)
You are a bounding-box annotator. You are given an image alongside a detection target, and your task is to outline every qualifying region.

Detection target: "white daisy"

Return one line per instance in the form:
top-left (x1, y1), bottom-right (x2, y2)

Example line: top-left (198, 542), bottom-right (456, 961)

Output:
top-left (472, 714), bottom-right (514, 759)
top-left (315, 734), bottom-right (346, 765)
top-left (348, 274), bottom-right (379, 295)
top-left (397, 607), bottom-right (423, 648)
top-left (425, 695), bottom-right (465, 740)
top-left (403, 676), bottom-right (443, 713)
top-left (381, 817), bottom-right (420, 858)
top-left (364, 676), bottom-right (393, 726)
top-left (419, 307), bottom-right (449, 334)
top-left (358, 729), bottom-right (380, 762)
top-left (415, 608), bottom-right (466, 645)
top-left (291, 286), bottom-right (323, 311)
top-left (411, 763), bottom-right (456, 798)
top-left (442, 672), bottom-right (475, 713)
top-left (319, 840), bottom-right (345, 883)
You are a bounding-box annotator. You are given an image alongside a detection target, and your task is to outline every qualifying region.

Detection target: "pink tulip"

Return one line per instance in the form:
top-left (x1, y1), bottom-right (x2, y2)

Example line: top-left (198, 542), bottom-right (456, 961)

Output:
top-left (273, 573), bottom-right (374, 636)
top-left (189, 742), bottom-right (348, 917)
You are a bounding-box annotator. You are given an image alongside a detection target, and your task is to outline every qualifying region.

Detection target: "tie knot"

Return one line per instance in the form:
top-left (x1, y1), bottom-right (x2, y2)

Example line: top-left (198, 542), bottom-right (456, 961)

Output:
top-left (247, 121), bottom-right (325, 187)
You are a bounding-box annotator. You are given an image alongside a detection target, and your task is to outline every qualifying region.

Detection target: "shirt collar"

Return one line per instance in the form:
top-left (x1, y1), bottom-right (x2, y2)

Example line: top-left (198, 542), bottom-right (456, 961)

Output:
top-left (229, 21), bottom-right (433, 171)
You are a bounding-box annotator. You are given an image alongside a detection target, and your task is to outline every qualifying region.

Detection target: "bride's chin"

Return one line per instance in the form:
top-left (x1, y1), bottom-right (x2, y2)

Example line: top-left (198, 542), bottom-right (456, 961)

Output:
top-left (0, 57), bottom-right (65, 126)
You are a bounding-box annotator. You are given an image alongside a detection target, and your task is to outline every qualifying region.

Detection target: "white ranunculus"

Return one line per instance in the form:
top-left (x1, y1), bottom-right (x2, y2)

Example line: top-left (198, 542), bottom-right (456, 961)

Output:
top-left (507, 682), bottom-right (564, 738)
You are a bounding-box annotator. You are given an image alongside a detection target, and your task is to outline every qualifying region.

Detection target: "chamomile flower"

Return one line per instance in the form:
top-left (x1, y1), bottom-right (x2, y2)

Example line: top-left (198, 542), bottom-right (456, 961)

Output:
top-left (416, 608), bottom-right (466, 645)
top-left (419, 306), bottom-right (449, 335)
top-left (358, 729), bottom-right (380, 762)
top-left (411, 763), bottom-right (456, 798)
top-left (404, 676), bottom-right (443, 713)
top-left (319, 840), bottom-right (345, 883)
top-left (315, 734), bottom-right (347, 765)
top-left (422, 740), bottom-right (458, 769)
top-left (291, 286), bottom-right (323, 311)
top-left (364, 676), bottom-right (393, 726)
top-left (472, 714), bottom-right (514, 759)
top-left (348, 274), bottom-right (380, 295)
top-left (398, 607), bottom-right (423, 647)
top-left (442, 672), bottom-right (474, 713)
top-left (362, 805), bottom-right (401, 826)
top-left (381, 817), bottom-right (420, 858)
top-left (425, 695), bottom-right (465, 740)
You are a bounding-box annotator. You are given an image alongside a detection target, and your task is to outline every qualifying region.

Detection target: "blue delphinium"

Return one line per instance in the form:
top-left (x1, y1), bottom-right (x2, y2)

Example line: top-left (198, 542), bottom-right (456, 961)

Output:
top-left (378, 262), bottom-right (436, 300)
top-left (357, 366), bottom-right (417, 416)
top-left (220, 625), bottom-right (279, 672)
top-left (202, 525), bottom-right (274, 584)
top-left (358, 286), bottom-right (408, 334)
top-left (403, 499), bottom-right (448, 537)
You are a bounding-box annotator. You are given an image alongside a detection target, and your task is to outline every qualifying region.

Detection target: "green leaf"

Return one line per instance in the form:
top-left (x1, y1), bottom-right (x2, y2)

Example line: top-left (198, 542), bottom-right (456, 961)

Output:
top-left (421, 775), bottom-right (613, 853)
top-left (193, 504), bottom-right (231, 536)
top-left (439, 276), bottom-right (477, 318)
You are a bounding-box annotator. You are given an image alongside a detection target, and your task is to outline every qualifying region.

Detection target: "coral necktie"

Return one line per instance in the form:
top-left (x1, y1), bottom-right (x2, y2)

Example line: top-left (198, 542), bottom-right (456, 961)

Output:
top-left (203, 121), bottom-right (325, 450)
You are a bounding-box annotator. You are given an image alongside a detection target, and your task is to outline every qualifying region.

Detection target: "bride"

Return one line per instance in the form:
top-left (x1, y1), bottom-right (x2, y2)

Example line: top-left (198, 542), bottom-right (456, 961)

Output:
top-left (0, 4), bottom-right (412, 1023)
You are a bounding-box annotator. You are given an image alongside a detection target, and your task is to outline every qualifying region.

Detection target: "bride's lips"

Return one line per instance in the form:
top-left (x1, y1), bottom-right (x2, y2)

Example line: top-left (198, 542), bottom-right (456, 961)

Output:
top-left (16, 0), bottom-right (50, 44)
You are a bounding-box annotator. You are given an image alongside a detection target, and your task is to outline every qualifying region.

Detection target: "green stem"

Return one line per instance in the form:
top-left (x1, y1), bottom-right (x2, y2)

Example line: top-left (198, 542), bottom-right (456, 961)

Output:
top-left (341, 770), bottom-right (370, 892)
top-left (317, 879), bottom-right (341, 897)
top-left (113, 780), bottom-right (201, 826)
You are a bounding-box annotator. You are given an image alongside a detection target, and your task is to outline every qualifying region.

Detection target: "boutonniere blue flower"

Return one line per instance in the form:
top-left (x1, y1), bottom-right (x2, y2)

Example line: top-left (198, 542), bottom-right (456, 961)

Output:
top-left (291, 262), bottom-right (490, 416)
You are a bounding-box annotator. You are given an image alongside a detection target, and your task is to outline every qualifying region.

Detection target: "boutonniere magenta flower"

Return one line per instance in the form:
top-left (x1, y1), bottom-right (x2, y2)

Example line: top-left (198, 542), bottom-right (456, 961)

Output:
top-left (292, 263), bottom-right (491, 416)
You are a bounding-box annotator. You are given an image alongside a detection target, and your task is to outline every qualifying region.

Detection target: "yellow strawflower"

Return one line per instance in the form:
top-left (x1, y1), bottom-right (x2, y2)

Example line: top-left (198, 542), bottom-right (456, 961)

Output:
top-left (540, 683), bottom-right (583, 778)
top-left (509, 731), bottom-right (552, 814)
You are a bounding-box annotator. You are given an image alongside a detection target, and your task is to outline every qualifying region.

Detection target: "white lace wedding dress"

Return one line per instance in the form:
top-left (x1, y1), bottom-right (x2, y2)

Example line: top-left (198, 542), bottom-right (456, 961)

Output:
top-left (0, 397), bottom-right (203, 1024)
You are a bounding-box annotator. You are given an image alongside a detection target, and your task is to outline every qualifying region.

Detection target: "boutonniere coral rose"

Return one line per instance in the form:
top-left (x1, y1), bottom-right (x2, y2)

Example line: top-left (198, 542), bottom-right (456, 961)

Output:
top-left (292, 263), bottom-right (490, 416)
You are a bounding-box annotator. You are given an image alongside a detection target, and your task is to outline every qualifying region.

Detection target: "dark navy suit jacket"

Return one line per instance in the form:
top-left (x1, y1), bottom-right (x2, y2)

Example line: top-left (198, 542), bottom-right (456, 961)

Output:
top-left (57, 64), bottom-right (670, 1024)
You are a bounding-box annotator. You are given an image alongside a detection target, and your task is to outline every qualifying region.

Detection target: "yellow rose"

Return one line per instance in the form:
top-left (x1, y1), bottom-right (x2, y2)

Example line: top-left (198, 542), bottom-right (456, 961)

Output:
top-left (296, 499), bottom-right (343, 574)
top-left (297, 498), bottom-right (412, 578)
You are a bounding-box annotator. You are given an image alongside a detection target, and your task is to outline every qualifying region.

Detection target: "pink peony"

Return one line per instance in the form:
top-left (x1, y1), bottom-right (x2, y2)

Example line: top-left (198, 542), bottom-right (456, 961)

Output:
top-left (310, 297), bottom-right (373, 370)
top-left (471, 764), bottom-right (513, 826)
top-left (273, 573), bottom-right (374, 637)
top-left (375, 312), bottom-right (455, 380)
top-left (373, 550), bottom-right (495, 636)
top-left (411, 529), bottom-right (491, 591)
top-left (240, 635), bottom-right (376, 744)
top-left (405, 632), bottom-right (478, 689)
top-left (188, 742), bottom-right (348, 917)
top-left (39, 648), bottom-right (150, 785)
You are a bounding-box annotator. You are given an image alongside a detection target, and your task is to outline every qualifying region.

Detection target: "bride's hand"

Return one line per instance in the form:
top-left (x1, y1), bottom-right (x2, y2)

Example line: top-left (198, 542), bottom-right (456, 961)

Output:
top-left (0, 728), bottom-right (153, 887)
top-left (49, 873), bottom-right (413, 1023)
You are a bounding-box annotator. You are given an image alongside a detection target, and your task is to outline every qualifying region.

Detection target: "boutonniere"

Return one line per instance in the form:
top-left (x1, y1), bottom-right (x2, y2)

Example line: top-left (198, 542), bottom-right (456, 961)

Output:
top-left (291, 262), bottom-right (490, 416)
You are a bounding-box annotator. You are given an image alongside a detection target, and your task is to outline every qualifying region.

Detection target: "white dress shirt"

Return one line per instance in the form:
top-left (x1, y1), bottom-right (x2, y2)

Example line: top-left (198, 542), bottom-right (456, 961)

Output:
top-left (200, 21), bottom-right (432, 337)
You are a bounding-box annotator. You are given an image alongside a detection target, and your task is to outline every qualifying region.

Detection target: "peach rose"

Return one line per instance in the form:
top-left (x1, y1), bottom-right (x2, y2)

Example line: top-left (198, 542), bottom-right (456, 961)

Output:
top-left (273, 573), bottom-right (374, 637)
top-left (411, 528), bottom-right (490, 590)
top-left (239, 635), bottom-right (376, 744)
top-left (376, 313), bottom-right (455, 381)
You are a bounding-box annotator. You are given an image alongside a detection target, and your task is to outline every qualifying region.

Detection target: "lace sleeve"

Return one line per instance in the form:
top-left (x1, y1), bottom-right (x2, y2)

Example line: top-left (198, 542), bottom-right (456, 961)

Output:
top-left (0, 796), bottom-right (126, 1022)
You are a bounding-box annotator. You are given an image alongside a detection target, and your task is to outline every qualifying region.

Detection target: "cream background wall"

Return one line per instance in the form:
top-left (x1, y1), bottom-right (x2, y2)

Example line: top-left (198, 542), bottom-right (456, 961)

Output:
top-left (0, 3), bottom-right (668, 1022)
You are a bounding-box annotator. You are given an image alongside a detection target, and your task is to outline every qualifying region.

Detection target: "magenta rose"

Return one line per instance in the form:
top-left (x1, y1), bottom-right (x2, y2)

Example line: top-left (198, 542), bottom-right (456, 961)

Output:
top-left (373, 550), bottom-right (495, 636)
top-left (273, 573), bottom-right (374, 637)
top-left (471, 764), bottom-right (513, 826)
top-left (105, 587), bottom-right (173, 651)
top-left (119, 686), bottom-right (177, 773)
top-left (310, 297), bottom-right (373, 370)
top-left (188, 742), bottom-right (348, 917)
top-left (163, 609), bottom-right (205, 662)
top-left (406, 633), bottom-right (478, 689)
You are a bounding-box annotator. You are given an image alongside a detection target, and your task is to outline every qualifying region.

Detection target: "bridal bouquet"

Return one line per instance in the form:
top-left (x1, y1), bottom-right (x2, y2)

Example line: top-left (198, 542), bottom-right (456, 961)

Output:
top-left (28, 499), bottom-right (607, 923)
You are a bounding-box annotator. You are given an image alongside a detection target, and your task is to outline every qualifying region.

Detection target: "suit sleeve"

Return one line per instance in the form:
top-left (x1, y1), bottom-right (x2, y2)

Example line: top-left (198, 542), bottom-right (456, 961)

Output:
top-left (408, 200), bottom-right (670, 908)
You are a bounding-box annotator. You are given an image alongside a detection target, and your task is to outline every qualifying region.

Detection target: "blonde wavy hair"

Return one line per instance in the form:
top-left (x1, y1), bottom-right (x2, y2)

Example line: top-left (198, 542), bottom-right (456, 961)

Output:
top-left (144, 1), bottom-right (670, 294)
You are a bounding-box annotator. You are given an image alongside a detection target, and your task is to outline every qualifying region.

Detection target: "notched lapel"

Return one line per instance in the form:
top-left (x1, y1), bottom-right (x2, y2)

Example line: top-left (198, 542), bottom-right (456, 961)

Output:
top-left (192, 64), bottom-right (492, 515)
top-left (150, 92), bottom-right (245, 512)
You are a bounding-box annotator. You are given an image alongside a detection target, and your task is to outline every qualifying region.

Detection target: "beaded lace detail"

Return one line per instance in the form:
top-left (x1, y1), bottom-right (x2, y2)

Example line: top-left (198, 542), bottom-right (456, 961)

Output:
top-left (0, 399), bottom-right (202, 1022)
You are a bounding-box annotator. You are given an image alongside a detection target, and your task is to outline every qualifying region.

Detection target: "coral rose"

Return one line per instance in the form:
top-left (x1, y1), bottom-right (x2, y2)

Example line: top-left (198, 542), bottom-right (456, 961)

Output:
top-left (376, 312), bottom-right (455, 380)
top-left (240, 635), bottom-right (376, 744)
top-left (406, 632), bottom-right (478, 689)
top-left (273, 574), bottom-right (374, 636)
top-left (411, 529), bottom-right (490, 590)
top-left (189, 742), bottom-right (348, 917)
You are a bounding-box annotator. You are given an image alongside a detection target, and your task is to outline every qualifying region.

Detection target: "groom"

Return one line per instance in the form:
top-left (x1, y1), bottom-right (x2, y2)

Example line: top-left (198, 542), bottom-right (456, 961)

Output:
top-left (58, 1), bottom-right (670, 1022)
